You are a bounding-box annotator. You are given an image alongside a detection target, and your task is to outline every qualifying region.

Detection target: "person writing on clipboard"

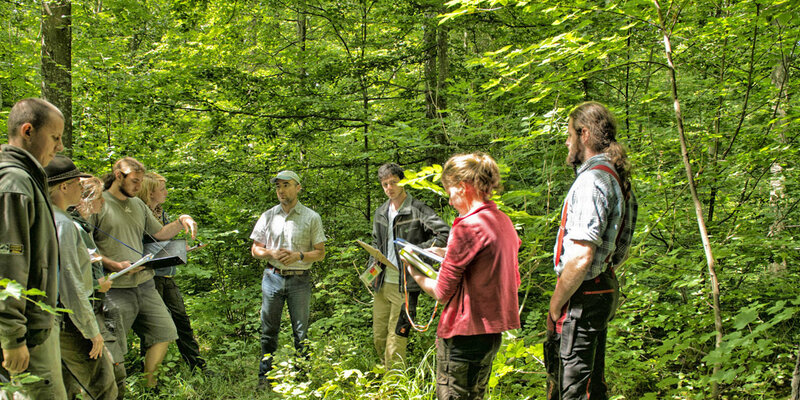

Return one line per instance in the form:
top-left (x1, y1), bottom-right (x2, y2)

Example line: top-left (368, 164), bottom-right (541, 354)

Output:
top-left (90, 157), bottom-right (198, 390)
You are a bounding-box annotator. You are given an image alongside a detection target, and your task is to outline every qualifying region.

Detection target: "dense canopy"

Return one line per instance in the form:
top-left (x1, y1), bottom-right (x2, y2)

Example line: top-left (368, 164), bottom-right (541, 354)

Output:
top-left (1, 0), bottom-right (799, 398)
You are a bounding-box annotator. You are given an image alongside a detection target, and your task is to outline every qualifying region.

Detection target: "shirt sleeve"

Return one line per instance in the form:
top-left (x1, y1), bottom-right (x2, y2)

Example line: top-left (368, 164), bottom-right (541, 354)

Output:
top-left (0, 192), bottom-right (33, 349)
top-left (250, 213), bottom-right (268, 244)
top-left (310, 214), bottom-right (326, 245)
top-left (143, 201), bottom-right (163, 236)
top-left (434, 221), bottom-right (486, 304)
top-left (563, 173), bottom-right (610, 248)
top-left (57, 219), bottom-right (101, 340)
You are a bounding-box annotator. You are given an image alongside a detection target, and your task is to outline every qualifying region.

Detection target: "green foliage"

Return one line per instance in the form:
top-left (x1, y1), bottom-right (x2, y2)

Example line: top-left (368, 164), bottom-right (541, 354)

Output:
top-left (2, 0), bottom-right (800, 397)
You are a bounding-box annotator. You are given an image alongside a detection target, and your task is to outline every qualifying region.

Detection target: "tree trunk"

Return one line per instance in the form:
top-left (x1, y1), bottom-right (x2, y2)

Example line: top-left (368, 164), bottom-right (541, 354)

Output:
top-left (652, 2), bottom-right (723, 398)
top-left (423, 2), bottom-right (448, 161)
top-left (41, 0), bottom-right (72, 155)
top-left (361, 0), bottom-right (371, 221)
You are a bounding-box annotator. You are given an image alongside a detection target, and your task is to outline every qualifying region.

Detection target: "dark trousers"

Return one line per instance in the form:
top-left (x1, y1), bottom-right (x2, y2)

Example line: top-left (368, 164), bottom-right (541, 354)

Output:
top-left (60, 317), bottom-right (118, 400)
top-left (545, 275), bottom-right (616, 400)
top-left (436, 333), bottom-right (501, 400)
top-left (153, 276), bottom-right (206, 370)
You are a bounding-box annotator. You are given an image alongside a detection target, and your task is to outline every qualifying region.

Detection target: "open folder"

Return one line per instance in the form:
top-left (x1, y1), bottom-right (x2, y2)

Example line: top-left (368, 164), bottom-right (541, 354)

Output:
top-left (143, 239), bottom-right (187, 269)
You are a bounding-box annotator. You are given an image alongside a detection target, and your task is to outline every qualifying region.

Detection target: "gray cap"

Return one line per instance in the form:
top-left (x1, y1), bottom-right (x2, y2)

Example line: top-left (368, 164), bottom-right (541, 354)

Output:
top-left (270, 170), bottom-right (301, 185)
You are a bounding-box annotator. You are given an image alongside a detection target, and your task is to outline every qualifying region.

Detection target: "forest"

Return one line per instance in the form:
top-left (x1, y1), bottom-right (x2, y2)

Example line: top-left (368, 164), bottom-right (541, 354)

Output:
top-left (1, 0), bottom-right (800, 398)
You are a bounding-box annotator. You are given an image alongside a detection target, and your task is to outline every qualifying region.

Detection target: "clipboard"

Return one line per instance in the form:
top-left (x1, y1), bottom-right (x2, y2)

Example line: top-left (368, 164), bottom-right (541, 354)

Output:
top-left (143, 240), bottom-right (187, 269)
top-left (108, 253), bottom-right (154, 281)
top-left (356, 240), bottom-right (399, 271)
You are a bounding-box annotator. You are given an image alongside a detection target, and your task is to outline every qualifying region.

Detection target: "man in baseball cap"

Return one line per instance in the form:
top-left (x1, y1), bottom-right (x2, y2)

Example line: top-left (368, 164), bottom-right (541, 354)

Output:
top-left (250, 170), bottom-right (325, 389)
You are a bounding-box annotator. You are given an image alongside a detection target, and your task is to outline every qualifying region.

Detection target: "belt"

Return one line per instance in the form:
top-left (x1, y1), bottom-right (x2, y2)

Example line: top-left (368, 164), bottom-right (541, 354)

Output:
top-left (268, 267), bottom-right (308, 276)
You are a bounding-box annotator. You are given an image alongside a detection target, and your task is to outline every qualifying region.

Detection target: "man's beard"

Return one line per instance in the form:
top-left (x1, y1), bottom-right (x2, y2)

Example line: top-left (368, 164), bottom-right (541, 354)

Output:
top-left (566, 146), bottom-right (583, 168)
top-left (120, 185), bottom-right (136, 198)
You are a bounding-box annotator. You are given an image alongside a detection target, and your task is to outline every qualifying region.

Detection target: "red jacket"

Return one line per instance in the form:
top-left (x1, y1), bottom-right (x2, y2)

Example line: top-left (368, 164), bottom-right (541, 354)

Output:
top-left (434, 201), bottom-right (521, 338)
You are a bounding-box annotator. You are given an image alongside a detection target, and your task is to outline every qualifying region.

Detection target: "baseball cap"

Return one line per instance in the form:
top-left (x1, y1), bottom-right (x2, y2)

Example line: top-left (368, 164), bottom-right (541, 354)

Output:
top-left (270, 170), bottom-right (301, 185)
top-left (44, 155), bottom-right (91, 185)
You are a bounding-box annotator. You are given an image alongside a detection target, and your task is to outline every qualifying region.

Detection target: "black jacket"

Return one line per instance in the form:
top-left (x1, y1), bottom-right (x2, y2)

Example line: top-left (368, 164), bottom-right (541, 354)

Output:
top-left (370, 194), bottom-right (450, 293)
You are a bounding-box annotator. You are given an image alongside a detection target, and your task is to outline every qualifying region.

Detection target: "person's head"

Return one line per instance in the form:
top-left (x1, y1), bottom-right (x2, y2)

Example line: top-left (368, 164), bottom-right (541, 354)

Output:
top-left (567, 101), bottom-right (631, 193)
top-left (76, 176), bottom-right (105, 217)
top-left (6, 98), bottom-right (65, 167)
top-left (377, 163), bottom-right (406, 203)
top-left (441, 152), bottom-right (501, 214)
top-left (45, 155), bottom-right (91, 209)
top-left (111, 157), bottom-right (146, 198)
top-left (270, 170), bottom-right (301, 208)
top-left (136, 172), bottom-right (167, 209)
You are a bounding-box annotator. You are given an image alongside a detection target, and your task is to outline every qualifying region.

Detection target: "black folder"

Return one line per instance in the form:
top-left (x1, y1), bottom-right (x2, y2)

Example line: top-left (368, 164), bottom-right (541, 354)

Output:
top-left (143, 239), bottom-right (187, 269)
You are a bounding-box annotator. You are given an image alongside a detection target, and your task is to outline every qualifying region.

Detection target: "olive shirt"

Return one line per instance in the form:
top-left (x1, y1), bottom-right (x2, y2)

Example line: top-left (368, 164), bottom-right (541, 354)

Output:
top-left (89, 192), bottom-right (162, 288)
top-left (54, 208), bottom-right (100, 340)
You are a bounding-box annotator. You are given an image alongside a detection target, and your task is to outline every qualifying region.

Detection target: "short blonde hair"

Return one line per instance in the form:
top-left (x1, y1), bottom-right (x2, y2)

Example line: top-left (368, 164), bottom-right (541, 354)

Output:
top-left (136, 172), bottom-right (166, 208)
top-left (441, 152), bottom-right (501, 201)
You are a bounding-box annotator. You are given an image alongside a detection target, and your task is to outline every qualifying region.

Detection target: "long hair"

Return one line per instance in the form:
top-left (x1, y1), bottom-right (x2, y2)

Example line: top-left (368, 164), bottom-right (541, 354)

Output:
top-left (441, 152), bottom-right (501, 201)
top-left (569, 102), bottom-right (632, 196)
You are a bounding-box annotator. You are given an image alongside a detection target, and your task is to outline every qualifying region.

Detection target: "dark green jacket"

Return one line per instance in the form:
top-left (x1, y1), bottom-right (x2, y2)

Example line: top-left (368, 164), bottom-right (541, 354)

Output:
top-left (370, 194), bottom-right (450, 293)
top-left (0, 145), bottom-right (59, 349)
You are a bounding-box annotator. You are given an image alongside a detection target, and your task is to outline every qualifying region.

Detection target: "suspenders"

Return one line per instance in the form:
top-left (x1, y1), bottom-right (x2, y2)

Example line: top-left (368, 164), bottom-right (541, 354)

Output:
top-left (553, 164), bottom-right (625, 268)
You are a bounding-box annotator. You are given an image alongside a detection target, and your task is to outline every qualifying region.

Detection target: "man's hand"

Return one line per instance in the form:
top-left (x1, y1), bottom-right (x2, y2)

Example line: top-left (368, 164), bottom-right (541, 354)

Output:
top-left (2, 346), bottom-right (30, 374)
top-left (274, 249), bottom-right (300, 265)
top-left (178, 215), bottom-right (198, 240)
top-left (106, 260), bottom-right (131, 273)
top-left (97, 276), bottom-right (113, 293)
top-left (88, 334), bottom-right (104, 359)
top-left (549, 302), bottom-right (564, 325)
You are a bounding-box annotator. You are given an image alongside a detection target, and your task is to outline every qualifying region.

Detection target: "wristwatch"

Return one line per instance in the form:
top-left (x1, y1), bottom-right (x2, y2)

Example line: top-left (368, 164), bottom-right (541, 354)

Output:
top-left (299, 251), bottom-right (305, 261)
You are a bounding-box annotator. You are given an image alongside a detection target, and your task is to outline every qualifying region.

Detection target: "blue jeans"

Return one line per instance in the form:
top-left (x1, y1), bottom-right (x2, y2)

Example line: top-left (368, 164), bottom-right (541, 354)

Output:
top-left (259, 268), bottom-right (311, 378)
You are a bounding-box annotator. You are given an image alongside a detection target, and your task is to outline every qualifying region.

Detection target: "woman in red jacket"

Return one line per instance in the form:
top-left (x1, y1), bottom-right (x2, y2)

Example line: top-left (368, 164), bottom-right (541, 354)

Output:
top-left (406, 152), bottom-right (521, 400)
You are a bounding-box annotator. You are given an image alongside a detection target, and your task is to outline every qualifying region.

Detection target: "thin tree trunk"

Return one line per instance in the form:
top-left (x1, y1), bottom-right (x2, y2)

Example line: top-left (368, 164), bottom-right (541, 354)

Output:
top-left (361, 0), bottom-right (371, 221)
top-left (41, 0), bottom-right (72, 154)
top-left (423, 2), bottom-right (448, 161)
top-left (793, 343), bottom-right (800, 400)
top-left (652, 2), bottom-right (722, 398)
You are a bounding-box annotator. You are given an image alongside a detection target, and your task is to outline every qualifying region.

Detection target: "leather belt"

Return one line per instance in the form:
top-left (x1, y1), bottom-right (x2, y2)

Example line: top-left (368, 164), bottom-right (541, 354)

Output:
top-left (268, 267), bottom-right (308, 276)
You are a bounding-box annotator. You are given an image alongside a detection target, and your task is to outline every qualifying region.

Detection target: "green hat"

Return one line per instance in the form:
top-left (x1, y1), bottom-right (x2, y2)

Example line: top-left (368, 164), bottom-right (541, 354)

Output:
top-left (270, 170), bottom-right (301, 185)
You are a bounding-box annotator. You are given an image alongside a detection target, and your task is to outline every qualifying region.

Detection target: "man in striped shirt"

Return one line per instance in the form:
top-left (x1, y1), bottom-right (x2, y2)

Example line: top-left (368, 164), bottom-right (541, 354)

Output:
top-left (547, 102), bottom-right (638, 400)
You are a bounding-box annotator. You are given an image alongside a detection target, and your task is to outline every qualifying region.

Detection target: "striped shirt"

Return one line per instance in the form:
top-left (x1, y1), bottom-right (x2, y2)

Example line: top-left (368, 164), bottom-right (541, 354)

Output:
top-left (250, 202), bottom-right (326, 271)
top-left (554, 154), bottom-right (638, 280)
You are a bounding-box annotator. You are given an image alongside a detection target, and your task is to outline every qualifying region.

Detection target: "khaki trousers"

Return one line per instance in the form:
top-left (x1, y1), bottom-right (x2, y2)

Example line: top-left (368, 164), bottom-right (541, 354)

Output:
top-left (372, 283), bottom-right (407, 367)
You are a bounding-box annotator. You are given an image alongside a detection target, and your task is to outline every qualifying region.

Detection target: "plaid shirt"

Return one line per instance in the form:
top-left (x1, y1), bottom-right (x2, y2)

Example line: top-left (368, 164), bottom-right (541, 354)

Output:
top-left (554, 154), bottom-right (638, 280)
top-left (250, 202), bottom-right (326, 271)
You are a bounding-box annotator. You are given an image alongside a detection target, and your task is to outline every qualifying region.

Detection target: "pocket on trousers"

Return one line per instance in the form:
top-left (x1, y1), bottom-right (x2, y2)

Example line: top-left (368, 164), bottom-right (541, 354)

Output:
top-left (559, 302), bottom-right (583, 359)
top-left (436, 359), bottom-right (468, 400)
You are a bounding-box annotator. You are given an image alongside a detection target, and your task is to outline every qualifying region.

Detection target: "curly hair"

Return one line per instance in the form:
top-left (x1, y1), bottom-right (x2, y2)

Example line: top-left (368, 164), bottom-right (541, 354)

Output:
top-left (441, 152), bottom-right (501, 201)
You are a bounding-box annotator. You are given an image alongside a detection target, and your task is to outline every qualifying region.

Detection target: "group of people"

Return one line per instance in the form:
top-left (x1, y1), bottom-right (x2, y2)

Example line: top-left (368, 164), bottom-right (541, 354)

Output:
top-left (1, 98), bottom-right (206, 400)
top-left (1, 96), bottom-right (636, 400)
top-left (250, 101), bottom-right (637, 400)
